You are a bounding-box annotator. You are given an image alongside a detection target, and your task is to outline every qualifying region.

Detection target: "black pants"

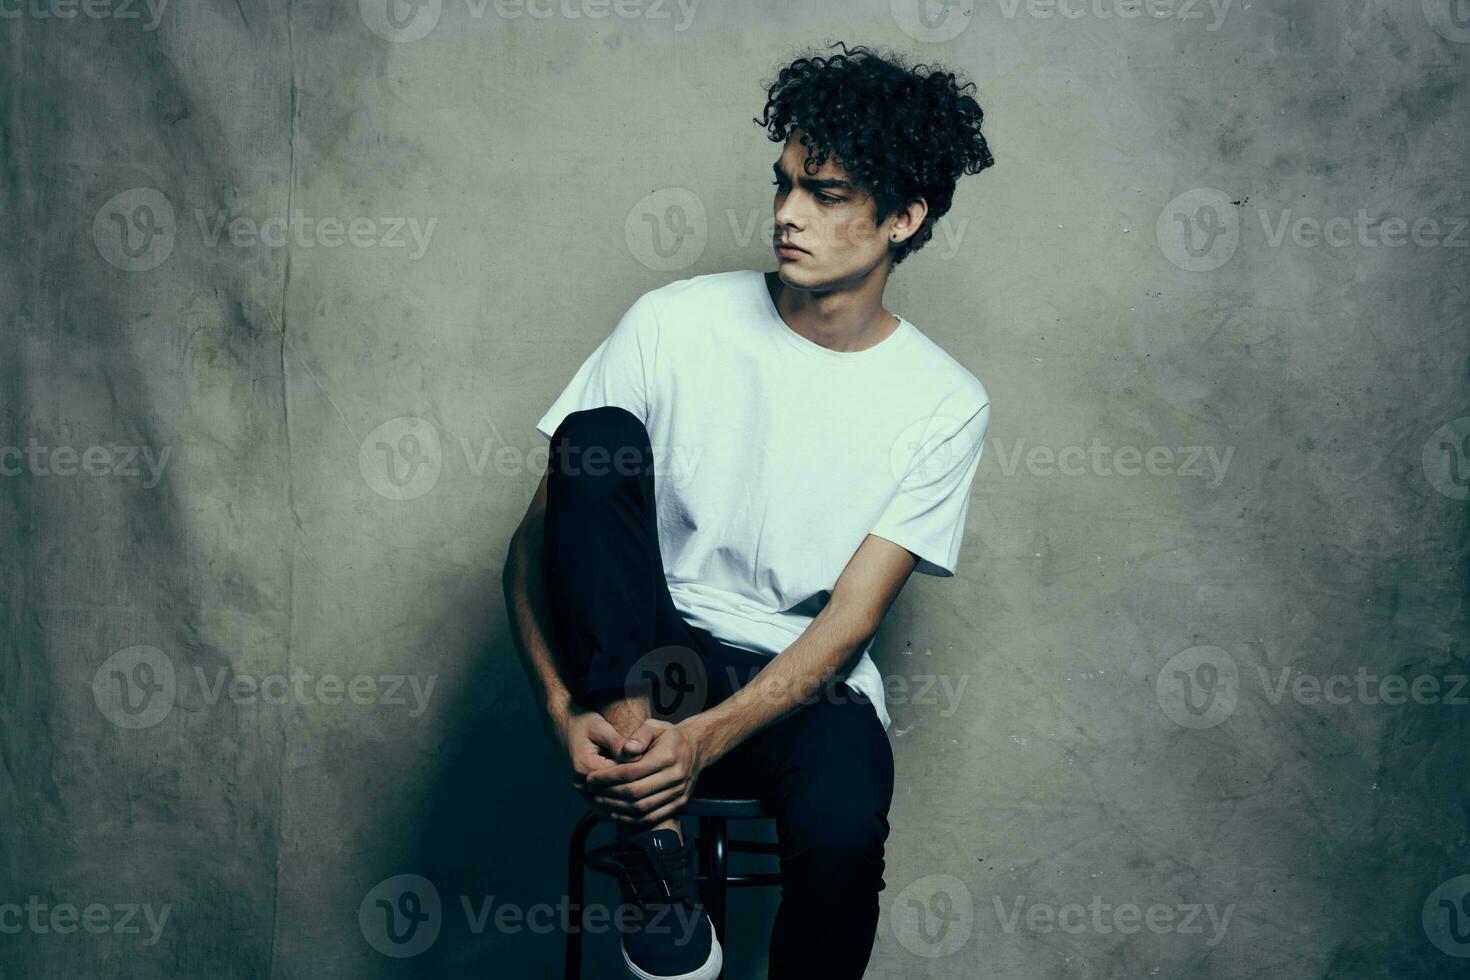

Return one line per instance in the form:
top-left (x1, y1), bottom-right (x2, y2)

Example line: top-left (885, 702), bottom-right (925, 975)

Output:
top-left (542, 405), bottom-right (896, 979)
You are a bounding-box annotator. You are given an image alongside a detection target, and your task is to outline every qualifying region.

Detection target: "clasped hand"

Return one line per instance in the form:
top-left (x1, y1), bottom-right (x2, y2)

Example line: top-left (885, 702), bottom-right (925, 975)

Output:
top-left (562, 710), bottom-right (709, 827)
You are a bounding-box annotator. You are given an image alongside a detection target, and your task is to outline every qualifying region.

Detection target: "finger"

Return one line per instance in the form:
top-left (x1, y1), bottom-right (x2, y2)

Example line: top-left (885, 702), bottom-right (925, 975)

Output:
top-left (602, 784), bottom-right (685, 821)
top-left (633, 793), bottom-right (690, 827)
top-left (589, 772), bottom-right (683, 814)
top-left (585, 749), bottom-right (675, 787)
top-left (593, 767), bottom-right (684, 804)
top-left (616, 719), bottom-right (670, 760)
top-left (584, 716), bottom-right (626, 757)
top-left (576, 750), bottom-right (617, 775)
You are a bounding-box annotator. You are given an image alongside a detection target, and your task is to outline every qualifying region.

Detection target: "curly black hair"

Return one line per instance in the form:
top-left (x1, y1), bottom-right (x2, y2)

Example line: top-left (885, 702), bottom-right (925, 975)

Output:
top-left (753, 41), bottom-right (995, 268)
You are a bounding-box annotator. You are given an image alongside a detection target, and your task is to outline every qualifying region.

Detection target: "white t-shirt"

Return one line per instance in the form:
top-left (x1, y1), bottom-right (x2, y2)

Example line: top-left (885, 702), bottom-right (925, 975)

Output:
top-left (536, 269), bottom-right (991, 731)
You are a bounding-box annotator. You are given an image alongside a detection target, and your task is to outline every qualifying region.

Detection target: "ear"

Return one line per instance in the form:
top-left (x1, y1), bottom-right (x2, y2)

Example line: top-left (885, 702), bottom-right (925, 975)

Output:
top-left (889, 196), bottom-right (929, 246)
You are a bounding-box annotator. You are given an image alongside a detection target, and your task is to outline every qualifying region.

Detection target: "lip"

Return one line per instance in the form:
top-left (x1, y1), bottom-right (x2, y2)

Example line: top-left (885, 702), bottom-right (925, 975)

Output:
top-left (774, 241), bottom-right (808, 256)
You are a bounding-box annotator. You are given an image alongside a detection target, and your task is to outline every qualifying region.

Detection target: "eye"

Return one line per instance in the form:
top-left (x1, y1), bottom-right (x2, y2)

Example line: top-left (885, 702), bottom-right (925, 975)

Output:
top-left (816, 193), bottom-right (842, 205)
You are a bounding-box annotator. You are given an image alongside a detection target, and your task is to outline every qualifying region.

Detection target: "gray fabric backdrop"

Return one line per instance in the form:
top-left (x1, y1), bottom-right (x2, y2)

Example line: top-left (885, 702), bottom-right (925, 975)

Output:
top-left (2, 1), bottom-right (1467, 977)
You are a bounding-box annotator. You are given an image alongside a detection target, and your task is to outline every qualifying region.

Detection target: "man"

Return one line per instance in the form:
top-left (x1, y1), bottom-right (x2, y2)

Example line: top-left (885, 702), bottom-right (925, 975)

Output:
top-left (503, 41), bottom-right (995, 980)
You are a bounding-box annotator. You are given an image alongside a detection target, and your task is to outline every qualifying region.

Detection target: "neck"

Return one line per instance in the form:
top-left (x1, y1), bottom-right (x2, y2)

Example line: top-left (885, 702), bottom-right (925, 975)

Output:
top-left (765, 267), bottom-right (899, 353)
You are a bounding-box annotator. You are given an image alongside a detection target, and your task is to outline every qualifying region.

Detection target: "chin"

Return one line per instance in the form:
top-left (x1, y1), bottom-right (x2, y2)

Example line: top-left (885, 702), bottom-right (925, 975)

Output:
top-left (775, 262), bottom-right (819, 287)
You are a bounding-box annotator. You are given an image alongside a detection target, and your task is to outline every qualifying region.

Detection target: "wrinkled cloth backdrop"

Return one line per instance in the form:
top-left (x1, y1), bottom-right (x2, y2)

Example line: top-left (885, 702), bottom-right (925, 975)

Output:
top-left (2, 2), bottom-right (1468, 977)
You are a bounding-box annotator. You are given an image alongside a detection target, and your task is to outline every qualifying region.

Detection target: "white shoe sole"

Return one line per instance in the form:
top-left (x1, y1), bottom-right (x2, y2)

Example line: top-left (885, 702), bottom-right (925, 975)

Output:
top-left (621, 916), bottom-right (723, 980)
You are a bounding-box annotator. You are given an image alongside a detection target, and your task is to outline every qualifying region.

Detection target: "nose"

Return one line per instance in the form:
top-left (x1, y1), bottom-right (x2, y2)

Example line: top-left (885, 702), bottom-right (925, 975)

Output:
top-left (773, 193), bottom-right (805, 235)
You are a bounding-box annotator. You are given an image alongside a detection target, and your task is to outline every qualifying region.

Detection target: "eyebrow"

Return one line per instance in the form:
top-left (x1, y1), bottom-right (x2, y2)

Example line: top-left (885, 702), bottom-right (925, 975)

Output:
top-left (772, 160), bottom-right (856, 194)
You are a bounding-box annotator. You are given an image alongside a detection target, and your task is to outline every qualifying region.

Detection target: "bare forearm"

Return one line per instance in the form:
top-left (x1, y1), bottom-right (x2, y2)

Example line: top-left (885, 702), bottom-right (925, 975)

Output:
top-left (684, 600), bottom-right (878, 763)
top-left (502, 519), bottom-right (575, 735)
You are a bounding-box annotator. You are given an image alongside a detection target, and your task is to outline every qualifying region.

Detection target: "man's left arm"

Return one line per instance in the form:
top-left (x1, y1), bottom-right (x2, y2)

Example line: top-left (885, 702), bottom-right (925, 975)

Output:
top-left (585, 533), bottom-right (917, 826)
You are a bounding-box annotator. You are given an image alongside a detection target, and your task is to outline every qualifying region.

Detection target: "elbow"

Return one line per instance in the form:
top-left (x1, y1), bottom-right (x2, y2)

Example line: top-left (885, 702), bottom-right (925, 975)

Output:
top-left (501, 526), bottom-right (524, 595)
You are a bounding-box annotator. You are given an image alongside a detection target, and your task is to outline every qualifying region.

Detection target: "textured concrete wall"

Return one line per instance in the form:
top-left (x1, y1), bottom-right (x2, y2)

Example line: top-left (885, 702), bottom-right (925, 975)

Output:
top-left (1, 2), bottom-right (1466, 977)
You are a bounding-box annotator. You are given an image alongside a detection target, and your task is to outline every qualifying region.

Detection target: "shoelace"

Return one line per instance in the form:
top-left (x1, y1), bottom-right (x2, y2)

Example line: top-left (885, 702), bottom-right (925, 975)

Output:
top-left (586, 837), bottom-right (701, 910)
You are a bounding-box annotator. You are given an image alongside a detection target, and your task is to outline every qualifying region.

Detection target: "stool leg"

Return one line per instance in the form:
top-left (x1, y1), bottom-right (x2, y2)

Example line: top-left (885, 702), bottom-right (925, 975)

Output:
top-left (697, 816), bottom-right (729, 979)
top-left (566, 811), bottom-right (600, 980)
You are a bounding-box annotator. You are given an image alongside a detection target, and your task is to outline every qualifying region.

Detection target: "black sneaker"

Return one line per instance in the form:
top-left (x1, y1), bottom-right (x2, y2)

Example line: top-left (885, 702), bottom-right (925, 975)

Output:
top-left (585, 828), bottom-right (722, 980)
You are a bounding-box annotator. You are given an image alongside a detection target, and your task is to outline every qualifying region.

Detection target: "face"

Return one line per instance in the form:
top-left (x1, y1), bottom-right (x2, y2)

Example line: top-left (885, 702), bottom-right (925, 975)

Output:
top-left (770, 128), bottom-right (915, 289)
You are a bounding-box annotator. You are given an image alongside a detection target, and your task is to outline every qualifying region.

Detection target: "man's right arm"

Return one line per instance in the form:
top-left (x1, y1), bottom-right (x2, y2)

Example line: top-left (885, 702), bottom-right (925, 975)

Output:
top-left (502, 471), bottom-right (576, 739)
top-left (502, 471), bottom-right (629, 795)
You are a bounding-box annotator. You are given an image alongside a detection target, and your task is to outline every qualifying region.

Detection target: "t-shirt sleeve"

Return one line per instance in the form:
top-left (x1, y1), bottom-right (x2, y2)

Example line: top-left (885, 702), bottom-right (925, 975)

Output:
top-left (535, 291), bottom-right (660, 441)
top-left (870, 401), bottom-right (991, 578)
